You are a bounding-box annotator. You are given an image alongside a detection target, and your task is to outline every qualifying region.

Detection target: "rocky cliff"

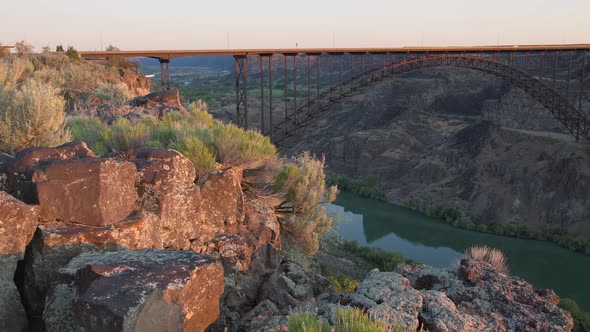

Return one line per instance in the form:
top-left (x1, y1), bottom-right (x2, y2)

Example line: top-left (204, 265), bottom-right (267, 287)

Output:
top-left (286, 67), bottom-right (590, 239)
top-left (0, 142), bottom-right (279, 331)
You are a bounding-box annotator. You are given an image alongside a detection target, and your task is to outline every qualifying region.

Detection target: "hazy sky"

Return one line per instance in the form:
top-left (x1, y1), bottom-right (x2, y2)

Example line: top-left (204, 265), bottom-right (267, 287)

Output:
top-left (2, 0), bottom-right (589, 51)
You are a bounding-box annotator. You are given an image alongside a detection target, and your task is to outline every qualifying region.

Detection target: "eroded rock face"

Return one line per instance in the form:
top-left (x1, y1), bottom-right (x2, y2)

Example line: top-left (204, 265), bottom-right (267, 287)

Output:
top-left (20, 214), bottom-right (160, 316)
top-left (44, 249), bottom-right (224, 332)
top-left (0, 192), bottom-right (39, 331)
top-left (33, 157), bottom-right (137, 226)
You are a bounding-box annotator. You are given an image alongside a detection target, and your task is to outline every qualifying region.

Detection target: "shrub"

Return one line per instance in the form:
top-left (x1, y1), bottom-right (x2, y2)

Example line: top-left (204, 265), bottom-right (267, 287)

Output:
top-left (15, 40), bottom-right (33, 56)
top-left (171, 134), bottom-right (217, 178)
top-left (465, 245), bottom-right (509, 274)
top-left (343, 240), bottom-right (409, 271)
top-left (67, 117), bottom-right (109, 154)
top-left (277, 152), bottom-right (338, 256)
top-left (212, 123), bottom-right (275, 168)
top-left (326, 274), bottom-right (360, 293)
top-left (94, 82), bottom-right (133, 105)
top-left (65, 46), bottom-right (81, 62)
top-left (105, 118), bottom-right (150, 154)
top-left (559, 298), bottom-right (590, 332)
top-left (0, 78), bottom-right (70, 153)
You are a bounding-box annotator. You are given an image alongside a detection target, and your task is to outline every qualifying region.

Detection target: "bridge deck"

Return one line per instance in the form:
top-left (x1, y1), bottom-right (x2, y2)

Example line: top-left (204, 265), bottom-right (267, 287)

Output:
top-left (79, 44), bottom-right (590, 60)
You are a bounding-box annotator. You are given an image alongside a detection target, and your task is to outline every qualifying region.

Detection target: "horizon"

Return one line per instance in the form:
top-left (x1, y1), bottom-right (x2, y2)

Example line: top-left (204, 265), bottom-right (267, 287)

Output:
top-left (2, 0), bottom-right (590, 51)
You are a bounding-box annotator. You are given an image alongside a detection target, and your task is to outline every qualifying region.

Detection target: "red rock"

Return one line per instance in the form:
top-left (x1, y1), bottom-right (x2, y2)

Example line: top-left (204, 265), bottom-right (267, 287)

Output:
top-left (134, 148), bottom-right (197, 189)
top-left (0, 191), bottom-right (39, 256)
top-left (44, 249), bottom-right (223, 332)
top-left (20, 214), bottom-right (160, 316)
top-left (33, 157), bottom-right (137, 226)
top-left (134, 149), bottom-right (200, 249)
top-left (1, 141), bottom-right (95, 203)
top-left (128, 89), bottom-right (186, 111)
top-left (199, 167), bottom-right (245, 237)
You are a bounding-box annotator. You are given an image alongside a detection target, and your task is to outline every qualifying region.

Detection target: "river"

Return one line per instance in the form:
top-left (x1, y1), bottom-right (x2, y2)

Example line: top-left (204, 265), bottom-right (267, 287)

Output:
top-left (325, 191), bottom-right (590, 311)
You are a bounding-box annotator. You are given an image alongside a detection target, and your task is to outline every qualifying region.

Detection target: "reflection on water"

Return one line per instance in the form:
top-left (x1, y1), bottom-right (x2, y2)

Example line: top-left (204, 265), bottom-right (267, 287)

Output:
top-left (326, 191), bottom-right (590, 311)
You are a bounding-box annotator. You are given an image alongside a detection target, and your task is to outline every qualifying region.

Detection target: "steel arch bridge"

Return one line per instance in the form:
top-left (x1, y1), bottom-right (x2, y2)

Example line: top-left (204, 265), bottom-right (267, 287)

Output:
top-left (266, 54), bottom-right (590, 145)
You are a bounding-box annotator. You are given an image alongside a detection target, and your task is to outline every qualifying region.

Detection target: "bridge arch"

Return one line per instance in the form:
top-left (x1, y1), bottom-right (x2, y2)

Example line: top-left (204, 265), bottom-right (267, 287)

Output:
top-left (271, 55), bottom-right (590, 145)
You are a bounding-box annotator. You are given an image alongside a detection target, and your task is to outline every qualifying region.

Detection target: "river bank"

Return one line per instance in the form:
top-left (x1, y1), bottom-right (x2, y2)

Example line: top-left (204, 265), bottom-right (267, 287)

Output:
top-left (326, 190), bottom-right (590, 311)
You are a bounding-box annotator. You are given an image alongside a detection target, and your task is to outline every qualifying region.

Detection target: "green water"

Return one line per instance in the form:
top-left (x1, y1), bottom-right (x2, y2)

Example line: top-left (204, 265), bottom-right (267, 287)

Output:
top-left (326, 191), bottom-right (590, 311)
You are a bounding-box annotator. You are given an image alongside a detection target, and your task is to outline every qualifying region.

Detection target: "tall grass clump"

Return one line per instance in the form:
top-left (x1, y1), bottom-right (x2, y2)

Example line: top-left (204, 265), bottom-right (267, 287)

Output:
top-left (288, 308), bottom-right (393, 332)
top-left (67, 117), bottom-right (109, 154)
top-left (105, 118), bottom-right (151, 155)
top-left (465, 245), bottom-right (509, 274)
top-left (276, 152), bottom-right (339, 256)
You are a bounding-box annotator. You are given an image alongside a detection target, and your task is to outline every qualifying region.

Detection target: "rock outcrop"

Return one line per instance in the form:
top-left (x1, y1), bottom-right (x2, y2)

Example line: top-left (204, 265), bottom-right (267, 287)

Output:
top-left (0, 144), bottom-right (281, 331)
top-left (129, 89), bottom-right (186, 112)
top-left (44, 249), bottom-right (223, 332)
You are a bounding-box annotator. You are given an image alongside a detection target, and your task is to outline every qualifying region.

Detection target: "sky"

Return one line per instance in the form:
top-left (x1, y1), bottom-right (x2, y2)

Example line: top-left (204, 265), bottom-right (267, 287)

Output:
top-left (1, 0), bottom-right (589, 51)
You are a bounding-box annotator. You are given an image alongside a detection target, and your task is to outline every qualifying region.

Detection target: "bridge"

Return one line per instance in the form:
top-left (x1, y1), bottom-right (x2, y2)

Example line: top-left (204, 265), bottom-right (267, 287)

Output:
top-left (79, 44), bottom-right (590, 143)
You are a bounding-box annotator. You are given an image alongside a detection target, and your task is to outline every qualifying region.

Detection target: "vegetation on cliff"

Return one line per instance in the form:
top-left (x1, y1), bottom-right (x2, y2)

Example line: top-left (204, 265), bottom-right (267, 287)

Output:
top-left (288, 307), bottom-right (390, 332)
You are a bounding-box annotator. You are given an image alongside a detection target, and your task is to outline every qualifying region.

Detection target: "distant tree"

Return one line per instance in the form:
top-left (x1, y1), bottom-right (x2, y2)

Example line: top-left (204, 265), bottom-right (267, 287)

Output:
top-left (42, 46), bottom-right (51, 53)
top-left (66, 46), bottom-right (81, 61)
top-left (105, 44), bottom-right (120, 52)
top-left (15, 40), bottom-right (33, 56)
top-left (56, 45), bottom-right (64, 52)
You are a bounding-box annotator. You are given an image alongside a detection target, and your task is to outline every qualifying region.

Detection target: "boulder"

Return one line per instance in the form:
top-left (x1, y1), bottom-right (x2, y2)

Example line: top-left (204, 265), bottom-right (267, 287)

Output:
top-left (33, 157), bottom-right (137, 226)
top-left (44, 249), bottom-right (223, 332)
top-left (343, 269), bottom-right (423, 331)
top-left (20, 214), bottom-right (160, 316)
top-left (199, 167), bottom-right (245, 237)
top-left (128, 89), bottom-right (185, 112)
top-left (1, 142), bottom-right (95, 203)
top-left (134, 149), bottom-right (200, 249)
top-left (0, 191), bottom-right (39, 331)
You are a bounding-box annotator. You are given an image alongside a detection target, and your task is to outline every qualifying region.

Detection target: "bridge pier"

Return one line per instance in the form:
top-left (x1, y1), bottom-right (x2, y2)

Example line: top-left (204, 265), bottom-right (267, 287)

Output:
top-left (158, 59), bottom-right (170, 90)
top-left (234, 55), bottom-right (248, 129)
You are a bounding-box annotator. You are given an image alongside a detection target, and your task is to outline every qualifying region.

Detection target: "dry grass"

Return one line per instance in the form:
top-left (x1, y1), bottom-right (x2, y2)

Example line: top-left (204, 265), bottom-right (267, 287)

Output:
top-left (465, 245), bottom-right (509, 274)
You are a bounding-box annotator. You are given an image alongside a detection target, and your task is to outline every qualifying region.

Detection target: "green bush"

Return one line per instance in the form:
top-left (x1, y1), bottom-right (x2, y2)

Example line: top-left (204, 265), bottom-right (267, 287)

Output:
top-left (326, 274), bottom-right (360, 293)
top-left (105, 118), bottom-right (150, 154)
top-left (342, 240), bottom-right (410, 271)
top-left (171, 134), bottom-right (216, 178)
top-left (67, 117), bottom-right (108, 154)
top-left (559, 298), bottom-right (590, 332)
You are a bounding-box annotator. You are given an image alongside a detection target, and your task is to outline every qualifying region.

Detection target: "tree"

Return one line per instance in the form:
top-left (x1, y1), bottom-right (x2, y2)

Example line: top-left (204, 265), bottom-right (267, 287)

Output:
top-left (105, 45), bottom-right (120, 52)
top-left (66, 46), bottom-right (81, 61)
top-left (42, 46), bottom-right (51, 53)
top-left (15, 40), bottom-right (33, 56)
top-left (56, 45), bottom-right (64, 52)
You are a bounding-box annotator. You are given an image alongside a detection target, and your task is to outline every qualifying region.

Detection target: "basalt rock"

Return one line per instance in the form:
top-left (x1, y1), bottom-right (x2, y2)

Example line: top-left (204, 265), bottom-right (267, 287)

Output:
top-left (0, 141), bottom-right (95, 203)
top-left (134, 148), bottom-right (200, 249)
top-left (128, 89), bottom-right (186, 112)
top-left (43, 249), bottom-right (223, 332)
top-left (0, 192), bottom-right (39, 331)
top-left (32, 157), bottom-right (137, 226)
top-left (199, 167), bottom-right (245, 237)
top-left (20, 214), bottom-right (160, 317)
